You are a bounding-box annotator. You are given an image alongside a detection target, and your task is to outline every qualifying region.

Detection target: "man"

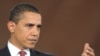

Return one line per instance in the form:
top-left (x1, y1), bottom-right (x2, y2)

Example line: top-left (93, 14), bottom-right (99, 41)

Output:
top-left (0, 3), bottom-right (52, 56)
top-left (0, 3), bottom-right (95, 56)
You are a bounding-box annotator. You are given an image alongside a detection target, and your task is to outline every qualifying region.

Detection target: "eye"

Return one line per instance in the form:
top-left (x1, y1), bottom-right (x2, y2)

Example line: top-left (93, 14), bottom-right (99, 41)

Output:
top-left (25, 23), bottom-right (34, 28)
top-left (37, 25), bottom-right (42, 28)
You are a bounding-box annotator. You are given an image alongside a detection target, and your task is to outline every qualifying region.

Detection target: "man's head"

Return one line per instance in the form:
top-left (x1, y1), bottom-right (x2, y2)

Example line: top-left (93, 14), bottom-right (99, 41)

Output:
top-left (9, 3), bottom-right (40, 24)
top-left (7, 3), bottom-right (42, 50)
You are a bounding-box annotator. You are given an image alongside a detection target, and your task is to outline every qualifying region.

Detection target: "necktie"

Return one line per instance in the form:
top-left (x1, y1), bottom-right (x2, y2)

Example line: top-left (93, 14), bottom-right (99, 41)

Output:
top-left (19, 51), bottom-right (26, 56)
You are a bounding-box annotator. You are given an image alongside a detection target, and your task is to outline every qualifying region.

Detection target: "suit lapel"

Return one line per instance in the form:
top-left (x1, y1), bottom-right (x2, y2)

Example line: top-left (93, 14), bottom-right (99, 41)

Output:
top-left (30, 49), bottom-right (38, 56)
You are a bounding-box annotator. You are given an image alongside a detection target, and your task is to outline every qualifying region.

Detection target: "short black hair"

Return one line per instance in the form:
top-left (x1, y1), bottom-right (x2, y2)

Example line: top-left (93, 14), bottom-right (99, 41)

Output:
top-left (9, 3), bottom-right (40, 24)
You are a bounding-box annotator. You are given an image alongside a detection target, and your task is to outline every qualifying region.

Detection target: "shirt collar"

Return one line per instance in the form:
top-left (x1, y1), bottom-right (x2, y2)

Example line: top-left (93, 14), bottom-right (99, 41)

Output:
top-left (7, 41), bottom-right (30, 56)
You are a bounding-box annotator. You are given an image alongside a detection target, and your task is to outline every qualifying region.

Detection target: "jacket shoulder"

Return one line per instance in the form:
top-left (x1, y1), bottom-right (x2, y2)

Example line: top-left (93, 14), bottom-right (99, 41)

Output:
top-left (0, 47), bottom-right (11, 56)
top-left (31, 49), bottom-right (54, 56)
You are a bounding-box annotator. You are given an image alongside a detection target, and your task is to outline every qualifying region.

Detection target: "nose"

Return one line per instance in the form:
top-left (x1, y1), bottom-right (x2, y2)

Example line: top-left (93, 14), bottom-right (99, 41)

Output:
top-left (31, 27), bottom-right (39, 37)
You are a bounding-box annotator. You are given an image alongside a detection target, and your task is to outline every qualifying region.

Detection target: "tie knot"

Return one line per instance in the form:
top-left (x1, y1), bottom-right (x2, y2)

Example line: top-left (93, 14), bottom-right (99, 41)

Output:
top-left (19, 51), bottom-right (26, 56)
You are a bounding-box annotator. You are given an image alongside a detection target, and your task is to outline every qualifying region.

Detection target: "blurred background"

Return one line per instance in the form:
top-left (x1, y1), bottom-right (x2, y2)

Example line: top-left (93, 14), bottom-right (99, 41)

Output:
top-left (0, 0), bottom-right (100, 56)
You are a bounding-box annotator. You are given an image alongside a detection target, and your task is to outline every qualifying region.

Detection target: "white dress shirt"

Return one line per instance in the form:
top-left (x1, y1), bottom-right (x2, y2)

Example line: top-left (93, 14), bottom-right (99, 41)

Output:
top-left (7, 41), bottom-right (30, 56)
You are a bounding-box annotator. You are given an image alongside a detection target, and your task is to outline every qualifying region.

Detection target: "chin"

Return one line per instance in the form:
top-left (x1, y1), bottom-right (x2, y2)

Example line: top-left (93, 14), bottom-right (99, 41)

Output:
top-left (27, 45), bottom-right (36, 49)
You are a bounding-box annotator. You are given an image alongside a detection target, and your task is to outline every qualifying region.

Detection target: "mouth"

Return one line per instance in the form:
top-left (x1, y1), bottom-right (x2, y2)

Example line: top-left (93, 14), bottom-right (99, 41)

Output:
top-left (28, 39), bottom-right (38, 44)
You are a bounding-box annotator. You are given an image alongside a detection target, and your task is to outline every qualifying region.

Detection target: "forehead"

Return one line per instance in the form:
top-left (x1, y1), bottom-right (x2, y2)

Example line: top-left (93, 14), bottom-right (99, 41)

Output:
top-left (18, 11), bottom-right (42, 24)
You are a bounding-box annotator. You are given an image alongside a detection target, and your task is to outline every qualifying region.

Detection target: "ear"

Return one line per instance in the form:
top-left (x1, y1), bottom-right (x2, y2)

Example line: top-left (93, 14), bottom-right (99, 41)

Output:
top-left (7, 21), bottom-right (16, 33)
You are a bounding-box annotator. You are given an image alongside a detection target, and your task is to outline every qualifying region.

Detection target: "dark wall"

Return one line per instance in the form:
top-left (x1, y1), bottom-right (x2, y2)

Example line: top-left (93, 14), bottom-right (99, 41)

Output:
top-left (0, 0), bottom-right (100, 56)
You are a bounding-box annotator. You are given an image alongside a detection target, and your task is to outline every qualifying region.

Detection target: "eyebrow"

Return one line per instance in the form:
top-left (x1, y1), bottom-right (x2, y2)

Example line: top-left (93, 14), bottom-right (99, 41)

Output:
top-left (25, 23), bottom-right (42, 27)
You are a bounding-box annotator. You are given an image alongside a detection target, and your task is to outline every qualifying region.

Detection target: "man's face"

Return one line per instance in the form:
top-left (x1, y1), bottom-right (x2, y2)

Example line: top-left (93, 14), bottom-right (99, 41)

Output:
top-left (8, 11), bottom-right (42, 49)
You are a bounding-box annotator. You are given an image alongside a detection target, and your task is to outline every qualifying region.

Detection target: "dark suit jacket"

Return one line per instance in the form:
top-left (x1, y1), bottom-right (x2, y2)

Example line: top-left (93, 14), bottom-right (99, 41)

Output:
top-left (0, 46), bottom-right (53, 56)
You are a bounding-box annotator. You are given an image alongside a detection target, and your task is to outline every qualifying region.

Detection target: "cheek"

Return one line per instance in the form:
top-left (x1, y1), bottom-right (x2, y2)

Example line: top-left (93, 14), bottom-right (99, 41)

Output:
top-left (16, 32), bottom-right (29, 45)
top-left (15, 28), bottom-right (28, 41)
top-left (19, 31), bottom-right (29, 39)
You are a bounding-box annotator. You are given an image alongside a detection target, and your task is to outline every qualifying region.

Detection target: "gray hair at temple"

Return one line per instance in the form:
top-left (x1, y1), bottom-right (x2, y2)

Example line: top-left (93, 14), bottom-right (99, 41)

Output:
top-left (9, 3), bottom-right (40, 24)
